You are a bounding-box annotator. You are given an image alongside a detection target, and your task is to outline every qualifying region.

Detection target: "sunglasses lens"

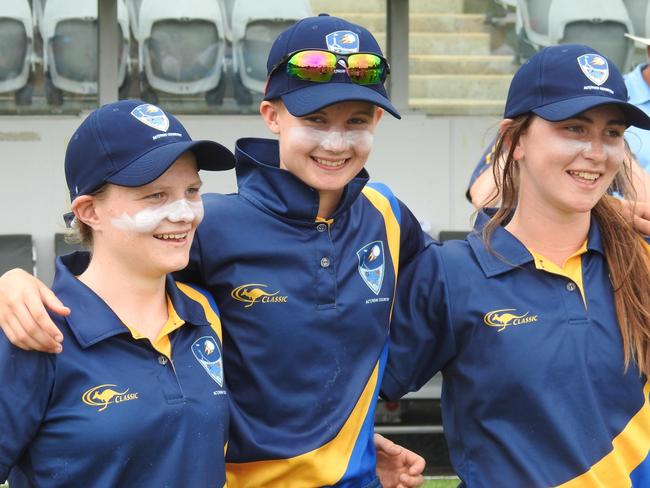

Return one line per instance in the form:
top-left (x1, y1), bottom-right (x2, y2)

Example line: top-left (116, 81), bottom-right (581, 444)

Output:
top-left (287, 51), bottom-right (337, 82)
top-left (347, 53), bottom-right (385, 85)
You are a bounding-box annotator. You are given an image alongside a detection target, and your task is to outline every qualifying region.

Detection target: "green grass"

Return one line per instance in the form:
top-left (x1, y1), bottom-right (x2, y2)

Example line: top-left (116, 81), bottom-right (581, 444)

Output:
top-left (423, 479), bottom-right (460, 488)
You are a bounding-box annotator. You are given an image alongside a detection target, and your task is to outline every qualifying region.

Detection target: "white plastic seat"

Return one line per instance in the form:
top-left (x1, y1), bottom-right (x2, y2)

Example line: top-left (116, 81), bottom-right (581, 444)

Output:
top-left (0, 234), bottom-right (36, 276)
top-left (230, 0), bottom-right (312, 102)
top-left (517, 0), bottom-right (634, 70)
top-left (137, 0), bottom-right (227, 104)
top-left (0, 0), bottom-right (33, 104)
top-left (40, 0), bottom-right (130, 104)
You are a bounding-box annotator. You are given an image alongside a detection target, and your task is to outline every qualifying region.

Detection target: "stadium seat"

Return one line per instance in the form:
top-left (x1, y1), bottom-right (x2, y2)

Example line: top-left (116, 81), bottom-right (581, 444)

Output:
top-left (230, 0), bottom-right (312, 104)
top-left (623, 0), bottom-right (650, 38)
top-left (438, 230), bottom-right (471, 242)
top-left (54, 233), bottom-right (84, 258)
top-left (137, 0), bottom-right (227, 105)
top-left (40, 0), bottom-right (131, 105)
top-left (0, 234), bottom-right (36, 276)
top-left (125, 0), bottom-right (144, 38)
top-left (516, 0), bottom-right (634, 70)
top-left (0, 0), bottom-right (34, 105)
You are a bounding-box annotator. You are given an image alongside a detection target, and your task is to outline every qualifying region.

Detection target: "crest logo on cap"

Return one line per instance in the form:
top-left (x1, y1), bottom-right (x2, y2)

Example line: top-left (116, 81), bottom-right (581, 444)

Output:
top-left (326, 30), bottom-right (359, 54)
top-left (192, 336), bottom-right (224, 387)
top-left (356, 241), bottom-right (385, 295)
top-left (577, 54), bottom-right (609, 86)
top-left (130, 103), bottom-right (169, 132)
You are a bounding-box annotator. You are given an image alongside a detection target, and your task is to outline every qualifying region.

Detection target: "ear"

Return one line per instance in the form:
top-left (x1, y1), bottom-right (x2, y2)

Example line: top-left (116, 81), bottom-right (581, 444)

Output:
top-left (499, 118), bottom-right (524, 161)
top-left (71, 195), bottom-right (101, 230)
top-left (373, 107), bottom-right (384, 125)
top-left (259, 101), bottom-right (282, 135)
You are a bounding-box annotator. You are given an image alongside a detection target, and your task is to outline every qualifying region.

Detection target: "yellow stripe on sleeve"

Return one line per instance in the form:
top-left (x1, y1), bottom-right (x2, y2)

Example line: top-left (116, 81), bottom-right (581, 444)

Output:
top-left (361, 186), bottom-right (401, 287)
top-left (175, 282), bottom-right (223, 342)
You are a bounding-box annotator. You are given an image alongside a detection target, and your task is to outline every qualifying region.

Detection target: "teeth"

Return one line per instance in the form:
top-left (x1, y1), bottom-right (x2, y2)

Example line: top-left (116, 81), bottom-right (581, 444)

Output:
top-left (569, 171), bottom-right (600, 181)
top-left (315, 158), bottom-right (346, 167)
top-left (154, 233), bottom-right (188, 240)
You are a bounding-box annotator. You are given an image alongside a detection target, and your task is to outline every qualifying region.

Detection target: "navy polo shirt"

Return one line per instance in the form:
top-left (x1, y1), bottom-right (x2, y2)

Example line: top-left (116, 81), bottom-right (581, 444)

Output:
top-left (0, 252), bottom-right (228, 487)
top-left (384, 212), bottom-right (650, 487)
top-left (175, 137), bottom-right (425, 487)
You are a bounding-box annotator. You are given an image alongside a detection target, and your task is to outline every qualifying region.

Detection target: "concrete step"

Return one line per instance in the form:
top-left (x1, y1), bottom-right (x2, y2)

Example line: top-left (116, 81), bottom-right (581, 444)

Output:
top-left (372, 33), bottom-right (491, 56)
top-left (387, 32), bottom-right (491, 55)
top-left (409, 74), bottom-right (512, 99)
top-left (334, 13), bottom-right (488, 33)
top-left (410, 54), bottom-right (516, 74)
top-left (310, 0), bottom-right (463, 14)
top-left (410, 98), bottom-right (505, 115)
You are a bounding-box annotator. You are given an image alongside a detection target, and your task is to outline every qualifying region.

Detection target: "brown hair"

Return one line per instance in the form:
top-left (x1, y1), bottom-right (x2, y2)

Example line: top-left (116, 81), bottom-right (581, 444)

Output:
top-left (484, 114), bottom-right (650, 376)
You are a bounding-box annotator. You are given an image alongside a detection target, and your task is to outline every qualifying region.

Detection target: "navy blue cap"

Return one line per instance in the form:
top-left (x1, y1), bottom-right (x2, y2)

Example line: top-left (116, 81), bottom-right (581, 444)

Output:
top-left (505, 44), bottom-right (650, 129)
top-left (65, 99), bottom-right (235, 201)
top-left (264, 14), bottom-right (400, 119)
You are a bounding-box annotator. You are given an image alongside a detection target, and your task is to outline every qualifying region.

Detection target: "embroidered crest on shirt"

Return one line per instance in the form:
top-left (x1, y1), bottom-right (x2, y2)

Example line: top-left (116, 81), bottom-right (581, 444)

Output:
top-left (192, 336), bottom-right (224, 387)
top-left (356, 241), bottom-right (385, 295)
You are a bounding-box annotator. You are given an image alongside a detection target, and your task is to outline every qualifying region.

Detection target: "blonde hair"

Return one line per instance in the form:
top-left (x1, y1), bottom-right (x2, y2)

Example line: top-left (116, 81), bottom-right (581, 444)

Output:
top-left (484, 114), bottom-right (650, 376)
top-left (66, 185), bottom-right (108, 249)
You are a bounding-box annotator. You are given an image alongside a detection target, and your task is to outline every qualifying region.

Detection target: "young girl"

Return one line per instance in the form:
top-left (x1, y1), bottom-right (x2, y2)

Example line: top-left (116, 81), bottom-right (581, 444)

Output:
top-left (384, 44), bottom-right (650, 487)
top-left (0, 99), bottom-right (235, 487)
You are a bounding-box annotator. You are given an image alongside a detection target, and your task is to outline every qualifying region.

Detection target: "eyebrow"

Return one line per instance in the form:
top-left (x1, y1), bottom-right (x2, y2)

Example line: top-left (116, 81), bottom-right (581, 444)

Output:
top-left (571, 115), bottom-right (626, 126)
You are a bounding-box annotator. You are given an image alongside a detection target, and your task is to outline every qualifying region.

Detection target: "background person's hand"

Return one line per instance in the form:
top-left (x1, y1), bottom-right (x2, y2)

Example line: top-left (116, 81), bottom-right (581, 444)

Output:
top-left (375, 433), bottom-right (426, 488)
top-left (0, 268), bottom-right (68, 353)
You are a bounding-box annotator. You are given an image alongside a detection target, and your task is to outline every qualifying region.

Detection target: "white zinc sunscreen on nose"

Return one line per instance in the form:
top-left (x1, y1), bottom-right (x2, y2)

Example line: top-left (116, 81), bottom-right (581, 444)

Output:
top-left (288, 127), bottom-right (374, 152)
top-left (112, 199), bottom-right (204, 233)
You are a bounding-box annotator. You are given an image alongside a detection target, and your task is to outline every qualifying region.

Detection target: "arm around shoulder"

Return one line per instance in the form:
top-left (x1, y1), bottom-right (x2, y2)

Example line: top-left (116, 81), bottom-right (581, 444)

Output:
top-left (382, 240), bottom-right (456, 400)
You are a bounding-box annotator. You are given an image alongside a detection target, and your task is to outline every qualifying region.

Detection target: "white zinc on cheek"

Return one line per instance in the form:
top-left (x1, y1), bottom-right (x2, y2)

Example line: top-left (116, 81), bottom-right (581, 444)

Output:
top-left (111, 199), bottom-right (204, 233)
top-left (287, 127), bottom-right (374, 152)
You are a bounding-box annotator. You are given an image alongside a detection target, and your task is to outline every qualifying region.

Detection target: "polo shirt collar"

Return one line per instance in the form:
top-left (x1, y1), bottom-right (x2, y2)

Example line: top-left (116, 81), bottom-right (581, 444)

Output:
top-left (468, 210), bottom-right (604, 278)
top-left (625, 64), bottom-right (650, 106)
top-left (234, 137), bottom-right (369, 222)
top-left (54, 252), bottom-right (211, 349)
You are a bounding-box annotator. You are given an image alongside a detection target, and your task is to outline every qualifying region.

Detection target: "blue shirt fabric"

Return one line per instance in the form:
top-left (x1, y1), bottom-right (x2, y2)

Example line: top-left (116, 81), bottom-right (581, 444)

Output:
top-left (383, 212), bottom-right (650, 487)
top-left (177, 137), bottom-right (424, 487)
top-left (0, 252), bottom-right (228, 488)
top-left (625, 64), bottom-right (650, 171)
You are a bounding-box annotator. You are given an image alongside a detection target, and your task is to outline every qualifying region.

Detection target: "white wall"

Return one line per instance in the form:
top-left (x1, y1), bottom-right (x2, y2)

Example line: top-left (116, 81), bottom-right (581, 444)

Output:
top-left (0, 111), bottom-right (500, 284)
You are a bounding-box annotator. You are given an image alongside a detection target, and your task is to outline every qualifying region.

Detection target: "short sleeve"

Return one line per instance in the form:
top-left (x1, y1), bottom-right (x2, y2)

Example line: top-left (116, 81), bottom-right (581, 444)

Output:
top-left (0, 337), bottom-right (54, 481)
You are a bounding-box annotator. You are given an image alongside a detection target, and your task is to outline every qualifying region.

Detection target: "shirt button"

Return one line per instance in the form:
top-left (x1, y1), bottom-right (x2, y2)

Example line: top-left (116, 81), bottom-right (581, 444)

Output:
top-left (158, 355), bottom-right (168, 365)
top-left (317, 223), bottom-right (328, 232)
top-left (566, 282), bottom-right (577, 292)
top-left (320, 257), bottom-right (331, 268)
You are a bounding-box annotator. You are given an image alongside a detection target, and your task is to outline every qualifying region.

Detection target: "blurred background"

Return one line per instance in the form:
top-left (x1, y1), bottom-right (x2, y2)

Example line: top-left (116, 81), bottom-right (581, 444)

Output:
top-left (2, 0), bottom-right (649, 479)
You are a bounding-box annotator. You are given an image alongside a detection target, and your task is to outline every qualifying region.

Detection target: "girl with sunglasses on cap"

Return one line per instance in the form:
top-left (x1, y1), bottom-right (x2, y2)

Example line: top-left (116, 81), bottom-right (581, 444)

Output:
top-left (0, 100), bottom-right (235, 487)
top-left (383, 44), bottom-right (650, 487)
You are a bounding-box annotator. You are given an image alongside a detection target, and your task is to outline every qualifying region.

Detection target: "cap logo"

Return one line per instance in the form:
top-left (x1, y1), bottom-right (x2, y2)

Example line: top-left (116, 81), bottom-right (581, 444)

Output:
top-left (577, 54), bottom-right (609, 86)
top-left (130, 103), bottom-right (169, 132)
top-left (326, 30), bottom-right (359, 54)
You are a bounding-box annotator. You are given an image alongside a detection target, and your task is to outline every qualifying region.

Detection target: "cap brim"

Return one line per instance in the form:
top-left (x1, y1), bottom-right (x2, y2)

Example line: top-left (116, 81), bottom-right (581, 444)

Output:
top-left (533, 96), bottom-right (650, 130)
top-left (624, 32), bottom-right (650, 46)
top-left (107, 139), bottom-right (235, 187)
top-left (281, 82), bottom-right (401, 119)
